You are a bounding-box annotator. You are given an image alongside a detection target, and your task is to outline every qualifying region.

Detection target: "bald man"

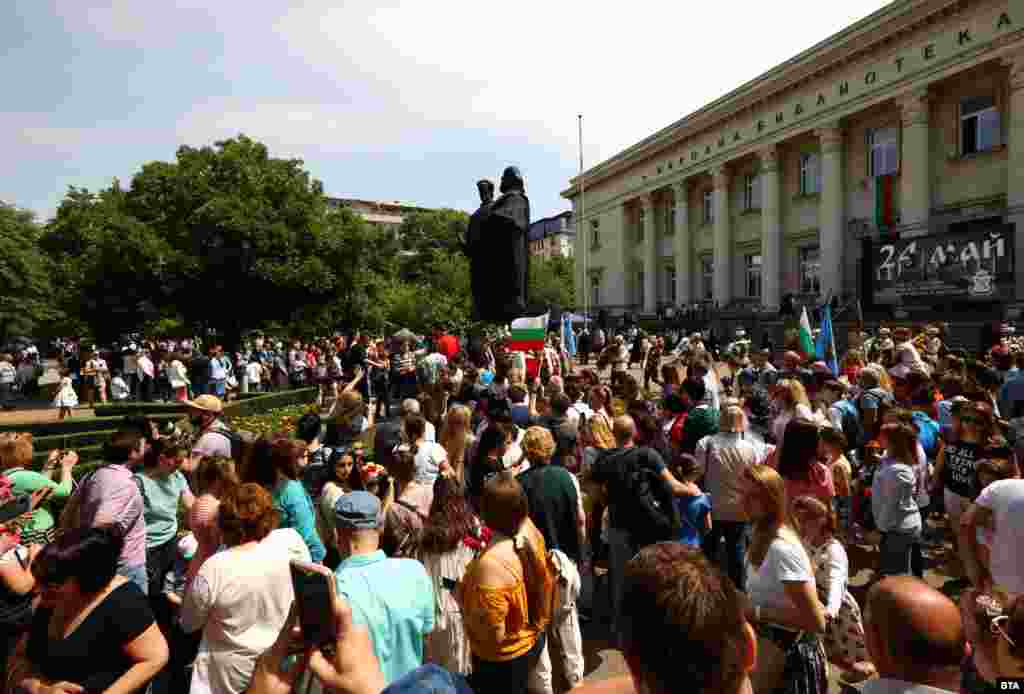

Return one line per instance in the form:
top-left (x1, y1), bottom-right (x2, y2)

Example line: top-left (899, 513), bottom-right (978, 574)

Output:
top-left (591, 415), bottom-right (689, 636)
top-left (862, 576), bottom-right (965, 694)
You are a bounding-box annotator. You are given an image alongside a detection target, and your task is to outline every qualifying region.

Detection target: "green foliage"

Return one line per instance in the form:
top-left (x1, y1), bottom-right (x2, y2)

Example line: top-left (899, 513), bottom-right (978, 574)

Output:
top-left (529, 255), bottom-right (576, 309)
top-left (0, 203), bottom-right (60, 342)
top-left (29, 135), bottom-right (486, 340)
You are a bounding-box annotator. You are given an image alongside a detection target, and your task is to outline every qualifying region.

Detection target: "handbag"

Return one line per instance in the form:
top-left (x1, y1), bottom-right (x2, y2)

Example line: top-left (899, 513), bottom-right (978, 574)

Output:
top-left (752, 626), bottom-right (791, 694)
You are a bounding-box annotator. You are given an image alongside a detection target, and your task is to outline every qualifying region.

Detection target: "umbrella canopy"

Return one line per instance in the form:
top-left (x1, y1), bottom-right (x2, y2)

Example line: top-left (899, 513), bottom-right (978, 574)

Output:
top-left (393, 328), bottom-right (417, 343)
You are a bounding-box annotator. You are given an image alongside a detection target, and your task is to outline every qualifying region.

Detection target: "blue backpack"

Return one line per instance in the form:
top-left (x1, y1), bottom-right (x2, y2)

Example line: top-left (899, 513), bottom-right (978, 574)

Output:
top-left (912, 410), bottom-right (940, 458)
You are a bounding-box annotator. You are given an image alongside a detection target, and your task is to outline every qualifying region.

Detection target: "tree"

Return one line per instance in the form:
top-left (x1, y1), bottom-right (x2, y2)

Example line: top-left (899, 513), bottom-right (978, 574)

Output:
top-left (394, 208), bottom-right (469, 283)
top-left (529, 255), bottom-right (575, 310)
top-left (0, 203), bottom-right (60, 343)
top-left (43, 136), bottom-right (387, 349)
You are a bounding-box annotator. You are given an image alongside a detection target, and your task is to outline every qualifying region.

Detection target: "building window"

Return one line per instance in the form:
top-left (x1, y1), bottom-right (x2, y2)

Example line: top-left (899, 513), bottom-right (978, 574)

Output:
top-left (637, 207), bottom-right (645, 242)
top-left (637, 271), bottom-right (645, 308)
top-left (590, 219), bottom-right (600, 249)
top-left (799, 153), bottom-right (821, 195)
top-left (961, 96), bottom-right (1001, 155)
top-left (665, 205), bottom-right (675, 235)
top-left (667, 266), bottom-right (677, 303)
top-left (702, 190), bottom-right (714, 224)
top-left (745, 254), bottom-right (763, 299)
top-left (869, 127), bottom-right (899, 176)
top-left (799, 246), bottom-right (822, 295)
top-left (700, 257), bottom-right (713, 300)
top-left (590, 275), bottom-right (600, 307)
top-left (743, 174), bottom-right (761, 211)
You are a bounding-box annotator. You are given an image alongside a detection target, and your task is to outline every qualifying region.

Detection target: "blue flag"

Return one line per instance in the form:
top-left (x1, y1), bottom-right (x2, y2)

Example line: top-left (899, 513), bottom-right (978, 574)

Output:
top-left (815, 304), bottom-right (838, 376)
top-left (562, 314), bottom-right (577, 356)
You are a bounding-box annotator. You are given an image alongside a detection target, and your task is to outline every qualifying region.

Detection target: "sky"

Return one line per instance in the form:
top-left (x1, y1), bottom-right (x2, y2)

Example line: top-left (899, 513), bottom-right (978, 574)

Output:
top-left (2, 0), bottom-right (892, 224)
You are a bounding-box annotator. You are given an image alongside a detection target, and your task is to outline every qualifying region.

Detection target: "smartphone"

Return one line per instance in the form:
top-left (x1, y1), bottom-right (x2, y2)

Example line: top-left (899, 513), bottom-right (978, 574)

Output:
top-left (290, 560), bottom-right (338, 650)
top-left (0, 495), bottom-right (32, 524)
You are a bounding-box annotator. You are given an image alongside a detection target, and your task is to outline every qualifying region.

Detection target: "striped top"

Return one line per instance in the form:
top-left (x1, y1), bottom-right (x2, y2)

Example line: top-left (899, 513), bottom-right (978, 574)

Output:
top-left (187, 494), bottom-right (222, 587)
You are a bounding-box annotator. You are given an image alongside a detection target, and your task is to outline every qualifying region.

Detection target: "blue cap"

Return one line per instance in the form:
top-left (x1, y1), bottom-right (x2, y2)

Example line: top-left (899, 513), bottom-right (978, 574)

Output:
top-left (334, 491), bottom-right (381, 530)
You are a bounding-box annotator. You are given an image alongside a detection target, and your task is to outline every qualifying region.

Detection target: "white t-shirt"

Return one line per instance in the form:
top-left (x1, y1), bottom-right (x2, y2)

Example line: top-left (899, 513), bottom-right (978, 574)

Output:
top-left (246, 362), bottom-right (263, 384)
top-left (975, 478), bottom-right (1024, 594)
top-left (181, 530), bottom-right (310, 694)
top-left (412, 441), bottom-right (448, 485)
top-left (746, 535), bottom-right (815, 621)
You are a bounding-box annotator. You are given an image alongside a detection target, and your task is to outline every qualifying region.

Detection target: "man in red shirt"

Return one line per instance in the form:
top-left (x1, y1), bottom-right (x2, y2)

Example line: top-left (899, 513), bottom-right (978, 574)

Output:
top-left (433, 325), bottom-right (459, 361)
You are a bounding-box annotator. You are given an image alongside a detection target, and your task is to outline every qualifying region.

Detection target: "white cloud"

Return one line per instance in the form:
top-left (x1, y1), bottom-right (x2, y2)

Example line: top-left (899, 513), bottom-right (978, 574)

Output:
top-left (13, 0), bottom-right (894, 218)
top-left (269, 0), bottom-right (893, 170)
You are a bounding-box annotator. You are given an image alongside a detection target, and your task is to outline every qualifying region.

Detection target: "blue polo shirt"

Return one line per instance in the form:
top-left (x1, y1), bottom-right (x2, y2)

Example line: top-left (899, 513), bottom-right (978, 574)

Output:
top-left (335, 550), bottom-right (435, 685)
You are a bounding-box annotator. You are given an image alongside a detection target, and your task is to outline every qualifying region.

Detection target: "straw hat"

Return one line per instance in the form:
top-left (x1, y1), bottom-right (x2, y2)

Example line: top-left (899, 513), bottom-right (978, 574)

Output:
top-left (183, 394), bottom-right (223, 414)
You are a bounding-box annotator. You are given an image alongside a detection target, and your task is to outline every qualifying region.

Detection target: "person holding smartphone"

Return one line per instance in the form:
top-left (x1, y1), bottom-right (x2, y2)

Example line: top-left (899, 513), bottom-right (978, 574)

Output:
top-left (0, 434), bottom-right (75, 545)
top-left (0, 521), bottom-right (41, 686)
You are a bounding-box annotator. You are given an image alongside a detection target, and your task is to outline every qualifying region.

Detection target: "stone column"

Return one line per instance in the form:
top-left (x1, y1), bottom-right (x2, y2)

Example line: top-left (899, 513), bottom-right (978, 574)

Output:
top-left (620, 204), bottom-right (631, 308)
top-left (712, 166), bottom-right (732, 306)
top-left (641, 194), bottom-right (657, 313)
top-left (672, 180), bottom-right (691, 306)
top-left (1006, 53), bottom-right (1024, 301)
top-left (760, 147), bottom-right (781, 311)
top-left (900, 90), bottom-right (931, 231)
top-left (817, 124), bottom-right (845, 300)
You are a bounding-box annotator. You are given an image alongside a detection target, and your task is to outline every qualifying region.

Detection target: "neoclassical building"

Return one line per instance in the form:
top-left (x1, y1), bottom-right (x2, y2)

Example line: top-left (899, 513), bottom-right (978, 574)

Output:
top-left (565, 0), bottom-right (1023, 328)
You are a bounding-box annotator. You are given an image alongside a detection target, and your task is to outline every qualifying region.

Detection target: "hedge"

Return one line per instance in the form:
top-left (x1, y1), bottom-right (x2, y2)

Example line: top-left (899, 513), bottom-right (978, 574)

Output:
top-left (0, 413), bottom-right (181, 437)
top-left (92, 387), bottom-right (317, 419)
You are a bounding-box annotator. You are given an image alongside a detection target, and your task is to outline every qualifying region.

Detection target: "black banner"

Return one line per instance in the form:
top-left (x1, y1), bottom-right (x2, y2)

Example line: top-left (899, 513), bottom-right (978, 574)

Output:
top-left (871, 224), bottom-right (1014, 305)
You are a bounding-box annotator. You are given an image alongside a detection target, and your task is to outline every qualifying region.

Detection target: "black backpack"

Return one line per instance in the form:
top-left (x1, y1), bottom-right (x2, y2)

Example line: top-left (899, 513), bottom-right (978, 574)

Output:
top-left (619, 452), bottom-right (680, 549)
top-left (833, 399), bottom-right (865, 452)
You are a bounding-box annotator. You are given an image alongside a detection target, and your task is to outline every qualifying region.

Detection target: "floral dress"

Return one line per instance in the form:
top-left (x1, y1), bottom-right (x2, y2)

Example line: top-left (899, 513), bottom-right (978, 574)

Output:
top-left (810, 538), bottom-right (868, 668)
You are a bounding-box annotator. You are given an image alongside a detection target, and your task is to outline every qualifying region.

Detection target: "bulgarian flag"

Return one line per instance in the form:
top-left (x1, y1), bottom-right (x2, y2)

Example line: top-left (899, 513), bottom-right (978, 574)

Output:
top-left (509, 313), bottom-right (548, 352)
top-left (798, 306), bottom-right (815, 357)
top-left (875, 174), bottom-right (896, 235)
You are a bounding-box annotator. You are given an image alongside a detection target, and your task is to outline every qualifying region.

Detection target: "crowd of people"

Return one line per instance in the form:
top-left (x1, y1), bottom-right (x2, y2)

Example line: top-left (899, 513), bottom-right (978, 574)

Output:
top-left (0, 318), bottom-right (1022, 694)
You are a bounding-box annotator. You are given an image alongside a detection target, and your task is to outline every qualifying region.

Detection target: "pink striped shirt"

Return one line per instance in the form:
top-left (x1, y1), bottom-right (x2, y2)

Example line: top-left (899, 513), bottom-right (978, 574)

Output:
top-left (76, 464), bottom-right (146, 569)
top-left (187, 494), bottom-right (222, 586)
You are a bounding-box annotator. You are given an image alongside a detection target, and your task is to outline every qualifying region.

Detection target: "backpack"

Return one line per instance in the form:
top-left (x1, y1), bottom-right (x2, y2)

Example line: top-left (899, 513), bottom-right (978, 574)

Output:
top-left (858, 388), bottom-right (893, 440)
top-left (911, 411), bottom-right (940, 458)
top-left (207, 426), bottom-right (258, 471)
top-left (833, 399), bottom-right (865, 452)
top-left (618, 451), bottom-right (680, 549)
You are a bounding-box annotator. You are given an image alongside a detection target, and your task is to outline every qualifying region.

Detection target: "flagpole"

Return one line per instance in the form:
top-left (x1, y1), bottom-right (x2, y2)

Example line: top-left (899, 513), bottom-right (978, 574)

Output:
top-left (578, 114), bottom-right (587, 329)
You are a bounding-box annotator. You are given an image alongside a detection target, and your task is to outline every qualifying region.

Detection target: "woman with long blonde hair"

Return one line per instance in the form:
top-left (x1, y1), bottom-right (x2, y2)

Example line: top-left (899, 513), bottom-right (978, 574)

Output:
top-left (440, 405), bottom-right (475, 487)
top-left (771, 378), bottom-right (813, 445)
top-left (743, 464), bottom-right (828, 694)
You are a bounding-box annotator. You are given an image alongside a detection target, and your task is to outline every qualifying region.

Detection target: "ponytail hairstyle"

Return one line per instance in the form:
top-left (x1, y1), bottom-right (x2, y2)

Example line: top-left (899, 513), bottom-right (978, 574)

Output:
top-left (403, 415), bottom-right (427, 459)
top-left (480, 472), bottom-right (554, 629)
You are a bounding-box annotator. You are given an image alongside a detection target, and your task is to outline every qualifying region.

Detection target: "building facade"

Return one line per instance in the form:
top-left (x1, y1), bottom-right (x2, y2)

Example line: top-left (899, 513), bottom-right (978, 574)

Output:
top-left (565, 0), bottom-right (1023, 325)
top-left (528, 211), bottom-right (576, 260)
top-left (326, 197), bottom-right (431, 237)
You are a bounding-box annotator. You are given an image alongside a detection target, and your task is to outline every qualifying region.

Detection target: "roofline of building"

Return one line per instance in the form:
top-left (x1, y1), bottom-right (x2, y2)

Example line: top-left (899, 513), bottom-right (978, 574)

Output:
top-left (327, 196), bottom-right (434, 214)
top-left (562, 0), bottom-right (958, 199)
top-left (529, 210), bottom-right (574, 227)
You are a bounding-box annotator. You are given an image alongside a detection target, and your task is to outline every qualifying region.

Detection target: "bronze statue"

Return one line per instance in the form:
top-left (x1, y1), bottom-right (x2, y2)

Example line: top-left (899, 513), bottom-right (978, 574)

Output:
top-left (463, 167), bottom-right (530, 323)
top-left (463, 180), bottom-right (494, 320)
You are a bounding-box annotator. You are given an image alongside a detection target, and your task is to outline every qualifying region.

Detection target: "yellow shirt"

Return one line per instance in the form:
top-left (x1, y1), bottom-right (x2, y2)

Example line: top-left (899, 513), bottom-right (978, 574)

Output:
top-left (459, 526), bottom-right (548, 662)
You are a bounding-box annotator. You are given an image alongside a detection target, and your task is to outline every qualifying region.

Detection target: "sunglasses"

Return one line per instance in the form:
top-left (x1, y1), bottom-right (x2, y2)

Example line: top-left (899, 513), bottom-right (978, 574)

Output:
top-left (991, 615), bottom-right (1017, 648)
